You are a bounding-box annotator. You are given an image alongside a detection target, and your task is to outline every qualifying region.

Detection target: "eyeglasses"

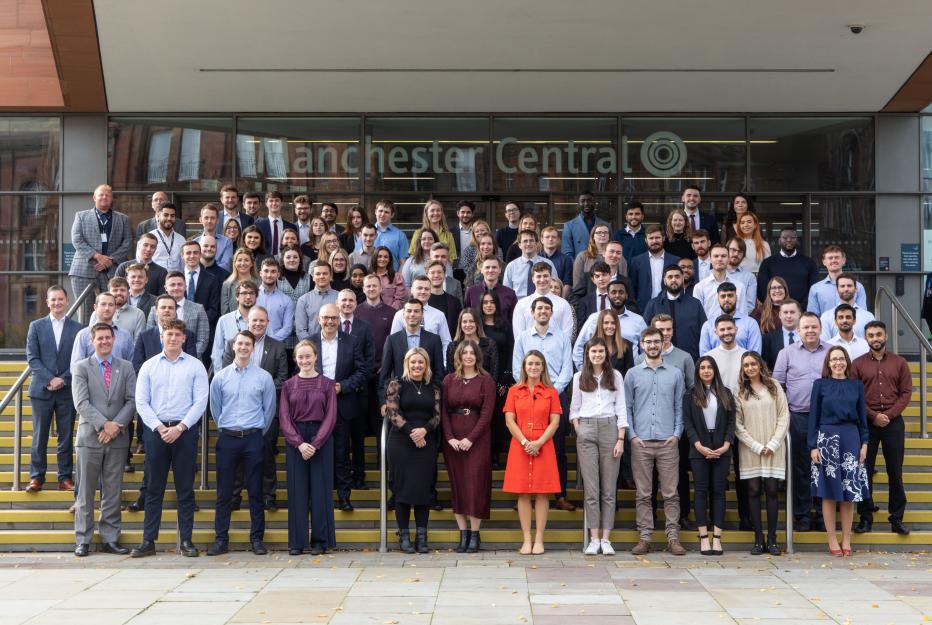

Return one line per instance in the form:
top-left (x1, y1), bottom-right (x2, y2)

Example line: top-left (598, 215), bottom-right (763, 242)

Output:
top-left (642, 339), bottom-right (662, 346)
top-left (828, 357), bottom-right (848, 363)
top-left (320, 316), bottom-right (339, 321)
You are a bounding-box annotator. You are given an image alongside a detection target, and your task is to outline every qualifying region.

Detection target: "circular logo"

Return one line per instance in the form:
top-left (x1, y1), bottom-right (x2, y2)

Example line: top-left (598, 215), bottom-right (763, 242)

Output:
top-left (640, 131), bottom-right (687, 178)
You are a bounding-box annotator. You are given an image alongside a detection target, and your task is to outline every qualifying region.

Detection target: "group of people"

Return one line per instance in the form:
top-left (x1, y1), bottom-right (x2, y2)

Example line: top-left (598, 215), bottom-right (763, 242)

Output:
top-left (23, 182), bottom-right (911, 557)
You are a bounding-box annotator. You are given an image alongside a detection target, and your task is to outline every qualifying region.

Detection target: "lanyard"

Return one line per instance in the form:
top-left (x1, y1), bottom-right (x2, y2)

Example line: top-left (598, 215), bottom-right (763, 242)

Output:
top-left (156, 229), bottom-right (175, 256)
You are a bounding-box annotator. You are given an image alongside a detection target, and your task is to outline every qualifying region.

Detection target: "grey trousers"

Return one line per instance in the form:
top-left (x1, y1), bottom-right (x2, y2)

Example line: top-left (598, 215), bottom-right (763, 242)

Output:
top-left (74, 443), bottom-right (126, 545)
top-left (631, 440), bottom-right (680, 541)
top-left (575, 418), bottom-right (622, 531)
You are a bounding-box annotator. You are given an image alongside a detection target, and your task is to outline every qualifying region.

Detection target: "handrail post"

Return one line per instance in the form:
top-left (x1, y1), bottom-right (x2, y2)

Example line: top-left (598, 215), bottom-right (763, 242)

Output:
top-left (379, 416), bottom-right (388, 553)
top-left (200, 411), bottom-right (208, 490)
top-left (922, 352), bottom-right (928, 439)
top-left (11, 389), bottom-right (22, 491)
top-left (891, 302), bottom-right (898, 355)
top-left (785, 433), bottom-right (794, 555)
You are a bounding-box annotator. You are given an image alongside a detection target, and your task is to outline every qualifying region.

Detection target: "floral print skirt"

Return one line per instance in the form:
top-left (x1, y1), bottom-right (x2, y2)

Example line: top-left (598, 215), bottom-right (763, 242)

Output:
top-left (811, 423), bottom-right (869, 503)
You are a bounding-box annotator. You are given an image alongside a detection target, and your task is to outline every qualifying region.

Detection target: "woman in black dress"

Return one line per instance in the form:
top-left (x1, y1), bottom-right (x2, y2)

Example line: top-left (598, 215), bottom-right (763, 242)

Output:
top-left (664, 209), bottom-right (696, 260)
top-left (480, 289), bottom-right (514, 469)
top-left (384, 347), bottom-right (442, 554)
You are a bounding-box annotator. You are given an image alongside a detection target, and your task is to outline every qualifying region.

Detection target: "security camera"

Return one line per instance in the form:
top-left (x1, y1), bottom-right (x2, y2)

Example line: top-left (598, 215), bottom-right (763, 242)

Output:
top-left (847, 24), bottom-right (866, 34)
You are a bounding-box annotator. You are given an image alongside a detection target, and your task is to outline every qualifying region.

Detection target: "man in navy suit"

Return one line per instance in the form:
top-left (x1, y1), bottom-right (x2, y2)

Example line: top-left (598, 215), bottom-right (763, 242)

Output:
top-left (628, 224), bottom-right (680, 312)
top-left (25, 286), bottom-right (83, 492)
top-left (681, 185), bottom-right (719, 244)
top-left (179, 241), bottom-right (221, 352)
top-left (379, 298), bottom-right (445, 400)
top-left (254, 191), bottom-right (297, 257)
top-left (762, 299), bottom-right (801, 371)
top-left (311, 304), bottom-right (367, 511)
top-left (337, 290), bottom-right (375, 488)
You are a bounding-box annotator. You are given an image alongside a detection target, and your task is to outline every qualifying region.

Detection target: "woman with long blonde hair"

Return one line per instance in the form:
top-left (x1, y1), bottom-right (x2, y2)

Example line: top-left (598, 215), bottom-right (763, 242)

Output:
top-left (664, 209), bottom-right (696, 259)
top-left (408, 199), bottom-right (458, 264)
top-left (220, 247), bottom-right (259, 314)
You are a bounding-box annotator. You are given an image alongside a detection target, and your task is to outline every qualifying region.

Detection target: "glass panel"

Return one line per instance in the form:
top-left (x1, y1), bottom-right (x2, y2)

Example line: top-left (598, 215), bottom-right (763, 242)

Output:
top-left (492, 117), bottom-right (617, 193)
top-left (810, 197), bottom-right (875, 272)
top-left (364, 117), bottom-right (488, 193)
top-left (362, 196), bottom-right (428, 243)
top-left (491, 197), bottom-right (549, 233)
top-left (923, 195), bottom-right (932, 272)
top-left (749, 197), bottom-right (807, 252)
top-left (0, 117), bottom-right (60, 192)
top-left (111, 194), bottom-right (154, 239)
top-left (749, 117), bottom-right (874, 191)
top-left (620, 117), bottom-right (745, 193)
top-left (0, 273), bottom-right (62, 349)
top-left (108, 117), bottom-right (233, 192)
top-left (922, 116), bottom-right (932, 193)
top-left (0, 195), bottom-right (59, 271)
top-left (552, 194), bottom-right (618, 232)
top-left (235, 117), bottom-right (360, 193)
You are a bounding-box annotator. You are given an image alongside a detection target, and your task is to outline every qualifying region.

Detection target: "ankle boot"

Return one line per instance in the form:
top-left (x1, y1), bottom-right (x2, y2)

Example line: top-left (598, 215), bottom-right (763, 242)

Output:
top-left (397, 530), bottom-right (415, 554)
top-left (415, 527), bottom-right (430, 554)
top-left (455, 530), bottom-right (471, 553)
top-left (466, 530), bottom-right (480, 553)
top-left (750, 532), bottom-right (765, 555)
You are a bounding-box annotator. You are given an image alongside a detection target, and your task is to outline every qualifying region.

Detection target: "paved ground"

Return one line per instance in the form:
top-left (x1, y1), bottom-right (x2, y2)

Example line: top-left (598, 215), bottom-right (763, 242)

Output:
top-left (0, 549), bottom-right (929, 625)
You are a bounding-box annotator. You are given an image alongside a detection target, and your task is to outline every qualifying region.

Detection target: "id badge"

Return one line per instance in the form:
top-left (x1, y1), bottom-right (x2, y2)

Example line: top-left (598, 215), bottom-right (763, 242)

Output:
top-left (100, 232), bottom-right (108, 243)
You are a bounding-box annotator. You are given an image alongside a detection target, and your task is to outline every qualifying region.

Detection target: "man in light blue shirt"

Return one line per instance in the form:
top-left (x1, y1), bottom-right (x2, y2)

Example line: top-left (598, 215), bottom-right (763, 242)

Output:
top-left (256, 258), bottom-right (294, 343)
top-left (725, 239), bottom-right (758, 315)
top-left (193, 203), bottom-right (232, 271)
top-left (807, 246), bottom-right (868, 316)
top-left (818, 274), bottom-right (875, 339)
top-left (131, 319), bottom-right (208, 558)
top-left (72, 292), bottom-right (135, 364)
top-left (211, 280), bottom-right (257, 373)
top-left (698, 283), bottom-right (762, 355)
top-left (208, 329), bottom-right (276, 557)
top-left (503, 230), bottom-right (556, 297)
top-left (367, 199), bottom-right (409, 271)
top-left (561, 192), bottom-right (608, 259)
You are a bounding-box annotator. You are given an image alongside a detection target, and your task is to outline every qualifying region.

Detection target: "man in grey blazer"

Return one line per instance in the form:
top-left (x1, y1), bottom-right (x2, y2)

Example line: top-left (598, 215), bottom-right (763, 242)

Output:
top-left (71, 323), bottom-right (136, 557)
top-left (145, 271), bottom-right (211, 358)
top-left (135, 191), bottom-right (186, 239)
top-left (69, 184), bottom-right (132, 319)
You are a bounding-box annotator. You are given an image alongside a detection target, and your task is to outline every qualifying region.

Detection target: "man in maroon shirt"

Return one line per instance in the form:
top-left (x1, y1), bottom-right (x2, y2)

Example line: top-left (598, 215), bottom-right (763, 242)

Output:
top-left (464, 257), bottom-right (517, 321)
top-left (355, 274), bottom-right (395, 438)
top-left (850, 320), bottom-right (912, 535)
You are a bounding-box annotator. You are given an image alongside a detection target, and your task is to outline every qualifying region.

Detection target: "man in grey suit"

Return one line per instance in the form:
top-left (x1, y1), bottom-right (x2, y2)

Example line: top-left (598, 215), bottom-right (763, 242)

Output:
top-left (71, 323), bottom-right (136, 557)
top-left (69, 184), bottom-right (132, 319)
top-left (145, 271), bottom-right (211, 358)
top-left (135, 191), bottom-right (186, 239)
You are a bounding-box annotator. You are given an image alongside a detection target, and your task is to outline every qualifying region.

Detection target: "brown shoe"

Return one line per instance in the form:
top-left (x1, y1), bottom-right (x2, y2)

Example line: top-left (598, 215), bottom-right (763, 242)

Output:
top-left (25, 479), bottom-right (42, 493)
top-left (667, 539), bottom-right (687, 556)
top-left (58, 478), bottom-right (75, 491)
top-left (631, 539), bottom-right (652, 555)
top-left (553, 497), bottom-right (576, 512)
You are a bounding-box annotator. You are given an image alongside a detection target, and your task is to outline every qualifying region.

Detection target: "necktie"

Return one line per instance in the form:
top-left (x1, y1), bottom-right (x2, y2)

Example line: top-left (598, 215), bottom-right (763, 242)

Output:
top-left (526, 260), bottom-right (534, 296)
top-left (788, 331), bottom-right (795, 345)
top-left (187, 271), bottom-right (196, 300)
top-left (343, 320), bottom-right (351, 335)
top-left (103, 360), bottom-right (111, 390)
top-left (599, 293), bottom-right (607, 311)
top-left (272, 219), bottom-right (279, 255)
top-left (690, 213), bottom-right (697, 231)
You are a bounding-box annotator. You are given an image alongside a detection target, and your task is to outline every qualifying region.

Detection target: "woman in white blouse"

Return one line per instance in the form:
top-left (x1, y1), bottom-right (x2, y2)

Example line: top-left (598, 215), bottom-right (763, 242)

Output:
top-left (570, 337), bottom-right (627, 556)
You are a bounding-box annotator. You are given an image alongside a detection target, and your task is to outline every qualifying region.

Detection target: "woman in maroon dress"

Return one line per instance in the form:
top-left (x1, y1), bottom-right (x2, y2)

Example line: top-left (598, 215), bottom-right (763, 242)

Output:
top-left (442, 340), bottom-right (496, 553)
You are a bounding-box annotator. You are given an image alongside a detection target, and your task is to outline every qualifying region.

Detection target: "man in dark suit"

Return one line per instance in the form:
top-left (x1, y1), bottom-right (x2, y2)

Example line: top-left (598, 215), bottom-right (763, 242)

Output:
top-left (311, 304), bottom-right (367, 510)
top-left (254, 191), bottom-right (297, 257)
top-left (379, 298), bottom-right (445, 400)
top-left (221, 306), bottom-right (289, 511)
top-left (449, 200), bottom-right (475, 265)
top-left (135, 191), bottom-right (186, 239)
top-left (25, 286), bottom-right (82, 492)
top-left (642, 264), bottom-right (707, 361)
top-left (218, 184), bottom-right (255, 230)
top-left (575, 261), bottom-right (613, 323)
top-left (337, 290), bottom-right (375, 488)
top-left (629, 224), bottom-right (680, 312)
top-left (426, 261), bottom-right (463, 336)
top-left (356, 275), bottom-right (396, 438)
top-left (762, 299), bottom-right (801, 371)
top-left (115, 233), bottom-right (168, 296)
top-left (125, 264), bottom-right (156, 319)
top-left (682, 185), bottom-right (719, 244)
top-left (71, 323), bottom-right (136, 556)
top-left (180, 241), bottom-right (221, 327)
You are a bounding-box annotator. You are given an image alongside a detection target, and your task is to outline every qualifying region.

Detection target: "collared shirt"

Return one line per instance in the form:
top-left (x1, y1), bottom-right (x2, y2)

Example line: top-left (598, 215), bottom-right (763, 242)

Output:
top-left (49, 314), bottom-right (65, 349)
top-left (623, 361), bottom-right (684, 441)
top-left (782, 327), bottom-right (797, 347)
top-left (257, 285), bottom-right (295, 343)
top-left (458, 226), bottom-right (472, 259)
top-left (699, 314), bottom-right (762, 355)
top-left (209, 362), bottom-right (276, 432)
top-left (780, 249), bottom-right (798, 258)
top-left (569, 369), bottom-right (628, 428)
top-left (320, 333), bottom-right (338, 379)
top-left (340, 315), bottom-right (354, 335)
top-left (648, 253), bottom-right (665, 298)
top-left (512, 292), bottom-right (575, 340)
top-left (71, 324), bottom-right (134, 364)
top-left (129, 293), bottom-right (143, 308)
top-left (184, 265), bottom-right (201, 294)
top-left (502, 255), bottom-right (556, 297)
top-left (296, 287), bottom-right (338, 340)
top-left (726, 266), bottom-right (758, 314)
top-left (827, 334), bottom-right (870, 360)
top-left (820, 304), bottom-right (876, 340)
top-left (136, 351), bottom-right (208, 431)
top-left (194, 232), bottom-right (233, 271)
top-left (295, 220), bottom-right (312, 245)
top-left (211, 309), bottom-right (250, 372)
top-left (406, 328), bottom-right (422, 352)
top-left (390, 304), bottom-right (452, 363)
top-left (807, 276), bottom-right (868, 317)
top-left (370, 223), bottom-right (409, 270)
top-left (573, 308), bottom-right (647, 369)
top-left (150, 228), bottom-right (186, 272)
top-left (850, 350), bottom-right (913, 421)
top-left (696, 257), bottom-right (711, 281)
top-left (348, 248), bottom-right (373, 269)
top-left (512, 326), bottom-right (573, 393)
top-left (250, 335), bottom-right (266, 368)
top-left (635, 344), bottom-right (696, 390)
top-left (701, 388), bottom-right (719, 430)
top-left (772, 340), bottom-right (829, 412)
top-left (95, 354), bottom-right (113, 382)
top-left (693, 272), bottom-right (751, 319)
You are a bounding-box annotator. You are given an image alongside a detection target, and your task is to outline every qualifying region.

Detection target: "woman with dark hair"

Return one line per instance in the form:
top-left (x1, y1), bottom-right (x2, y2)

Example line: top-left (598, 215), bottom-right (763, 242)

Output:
top-left (570, 337), bottom-right (627, 556)
top-left (442, 340), bottom-right (496, 553)
top-left (348, 263), bottom-right (367, 302)
top-left (241, 225), bottom-right (270, 269)
top-left (683, 356), bottom-right (736, 556)
top-left (592, 309), bottom-right (634, 375)
top-left (480, 289), bottom-right (514, 468)
top-left (369, 246), bottom-right (408, 310)
top-left (402, 228), bottom-right (439, 287)
top-left (279, 245), bottom-right (311, 353)
top-left (752, 276), bottom-right (789, 333)
top-left (663, 209), bottom-right (696, 260)
top-left (735, 351), bottom-right (790, 556)
top-left (446, 308), bottom-right (499, 379)
top-left (340, 205), bottom-right (370, 253)
top-left (721, 193), bottom-right (756, 243)
top-left (809, 346), bottom-right (869, 556)
top-left (459, 220), bottom-right (500, 285)
top-left (223, 218), bottom-right (243, 250)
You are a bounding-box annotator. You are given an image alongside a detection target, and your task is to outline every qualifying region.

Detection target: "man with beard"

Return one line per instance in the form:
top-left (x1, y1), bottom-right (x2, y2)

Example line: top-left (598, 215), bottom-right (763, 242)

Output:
top-left (680, 185), bottom-right (718, 244)
top-left (825, 304), bottom-right (870, 360)
top-left (705, 316), bottom-right (747, 394)
top-left (756, 227), bottom-right (818, 307)
top-left (573, 279), bottom-right (647, 367)
top-left (149, 202), bottom-right (185, 273)
top-left (690, 229), bottom-right (712, 282)
top-left (612, 202), bottom-right (648, 264)
top-left (724, 238), bottom-right (757, 316)
top-left (562, 192), bottom-right (609, 260)
top-left (693, 244), bottom-right (750, 319)
top-left (629, 225), bottom-right (679, 313)
top-left (820, 274), bottom-right (875, 340)
top-left (677, 258), bottom-right (696, 295)
top-left (643, 264), bottom-right (706, 360)
top-left (699, 283), bottom-right (762, 355)
top-left (90, 277), bottom-right (145, 342)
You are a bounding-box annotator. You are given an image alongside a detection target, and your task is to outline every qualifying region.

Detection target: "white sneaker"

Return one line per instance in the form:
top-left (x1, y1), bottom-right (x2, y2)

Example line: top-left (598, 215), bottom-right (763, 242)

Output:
top-left (584, 539), bottom-right (601, 555)
top-left (600, 539), bottom-right (615, 555)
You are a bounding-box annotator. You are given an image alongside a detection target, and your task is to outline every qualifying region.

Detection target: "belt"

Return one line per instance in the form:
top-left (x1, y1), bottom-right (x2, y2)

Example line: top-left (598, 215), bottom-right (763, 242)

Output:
top-left (450, 408), bottom-right (475, 416)
top-left (219, 427), bottom-right (261, 438)
top-left (162, 420), bottom-right (182, 427)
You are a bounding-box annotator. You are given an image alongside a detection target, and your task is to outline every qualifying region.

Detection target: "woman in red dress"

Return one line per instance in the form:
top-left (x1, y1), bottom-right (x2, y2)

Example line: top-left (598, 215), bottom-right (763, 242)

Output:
top-left (503, 350), bottom-right (561, 555)
top-left (442, 340), bottom-right (496, 553)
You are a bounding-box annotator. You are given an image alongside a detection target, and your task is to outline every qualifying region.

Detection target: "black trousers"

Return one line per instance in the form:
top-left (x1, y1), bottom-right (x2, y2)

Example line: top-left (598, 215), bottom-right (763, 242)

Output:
top-left (789, 410), bottom-right (819, 520)
top-left (142, 425), bottom-right (198, 542)
top-left (350, 399), bottom-right (368, 484)
top-left (215, 431), bottom-right (265, 543)
top-left (332, 418), bottom-right (353, 500)
top-left (690, 454), bottom-right (731, 529)
top-left (233, 417), bottom-right (279, 504)
top-left (286, 421), bottom-right (336, 550)
top-left (858, 417), bottom-right (906, 523)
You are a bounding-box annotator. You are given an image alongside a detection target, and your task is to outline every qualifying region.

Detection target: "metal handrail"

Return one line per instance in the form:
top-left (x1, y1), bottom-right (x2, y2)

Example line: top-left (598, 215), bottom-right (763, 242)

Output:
top-left (379, 416), bottom-right (389, 553)
top-left (6, 283), bottom-right (96, 491)
top-left (875, 286), bottom-right (930, 438)
top-left (199, 364), bottom-right (215, 491)
top-left (785, 432), bottom-right (794, 554)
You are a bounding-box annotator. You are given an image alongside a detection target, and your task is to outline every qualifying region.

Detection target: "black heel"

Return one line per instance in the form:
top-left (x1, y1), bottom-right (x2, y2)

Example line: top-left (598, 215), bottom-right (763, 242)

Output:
top-left (466, 531), bottom-right (480, 553)
top-left (711, 532), bottom-right (723, 556)
top-left (698, 533), bottom-right (712, 556)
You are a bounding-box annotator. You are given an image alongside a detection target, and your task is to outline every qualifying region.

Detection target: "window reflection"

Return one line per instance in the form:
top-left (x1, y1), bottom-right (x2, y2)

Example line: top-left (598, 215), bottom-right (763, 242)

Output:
top-left (0, 117), bottom-right (60, 192)
top-left (0, 195), bottom-right (58, 272)
top-left (0, 274), bottom-right (61, 349)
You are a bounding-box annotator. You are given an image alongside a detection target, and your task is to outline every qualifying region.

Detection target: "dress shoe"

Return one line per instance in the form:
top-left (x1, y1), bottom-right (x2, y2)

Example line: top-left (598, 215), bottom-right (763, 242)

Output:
top-left (553, 497), bottom-right (576, 512)
top-left (750, 534), bottom-right (766, 555)
top-left (309, 545), bottom-right (325, 556)
top-left (288, 548), bottom-right (302, 556)
top-left (631, 539), bottom-right (651, 555)
top-left (264, 499), bottom-right (278, 512)
top-left (124, 462), bottom-right (134, 473)
top-left (251, 540), bottom-right (268, 555)
top-left (891, 520), bottom-right (910, 535)
top-left (206, 540), bottom-right (229, 556)
top-left (620, 479), bottom-right (637, 490)
top-left (813, 517), bottom-right (826, 532)
top-left (768, 542), bottom-right (782, 556)
top-left (179, 540), bottom-right (199, 557)
top-left (854, 518), bottom-right (872, 534)
top-left (130, 540), bottom-right (156, 558)
top-left (58, 478), bottom-right (75, 491)
top-left (128, 496), bottom-right (145, 513)
top-left (101, 541), bottom-right (129, 555)
top-left (667, 539), bottom-right (687, 556)
top-left (430, 501), bottom-right (443, 511)
top-left (466, 531), bottom-right (481, 553)
top-left (25, 479), bottom-right (42, 493)
top-left (679, 517), bottom-right (696, 531)
top-left (338, 498), bottom-right (354, 512)
top-left (74, 544), bottom-right (90, 557)
top-left (793, 517), bottom-right (812, 532)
